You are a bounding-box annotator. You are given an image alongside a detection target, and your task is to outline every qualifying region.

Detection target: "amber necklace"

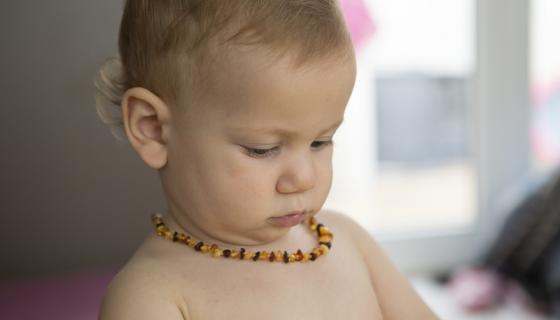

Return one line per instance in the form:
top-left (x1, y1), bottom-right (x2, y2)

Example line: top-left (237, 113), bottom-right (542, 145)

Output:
top-left (151, 213), bottom-right (333, 263)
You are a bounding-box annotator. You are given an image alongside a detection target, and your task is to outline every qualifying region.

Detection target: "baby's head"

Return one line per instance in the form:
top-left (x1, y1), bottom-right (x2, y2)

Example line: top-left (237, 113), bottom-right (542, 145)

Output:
top-left (95, 0), bottom-right (356, 247)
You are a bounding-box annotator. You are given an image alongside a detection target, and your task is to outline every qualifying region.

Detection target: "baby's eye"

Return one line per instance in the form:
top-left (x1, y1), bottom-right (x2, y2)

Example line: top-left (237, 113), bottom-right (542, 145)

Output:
top-left (311, 139), bottom-right (333, 150)
top-left (244, 146), bottom-right (279, 158)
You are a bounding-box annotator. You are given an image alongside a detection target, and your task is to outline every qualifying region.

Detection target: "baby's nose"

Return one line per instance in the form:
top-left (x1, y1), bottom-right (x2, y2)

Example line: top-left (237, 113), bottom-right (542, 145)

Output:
top-left (276, 154), bottom-right (316, 194)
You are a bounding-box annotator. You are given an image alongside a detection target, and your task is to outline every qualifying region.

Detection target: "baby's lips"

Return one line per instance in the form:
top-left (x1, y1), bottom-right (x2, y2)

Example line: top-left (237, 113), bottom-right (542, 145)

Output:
top-left (269, 211), bottom-right (307, 227)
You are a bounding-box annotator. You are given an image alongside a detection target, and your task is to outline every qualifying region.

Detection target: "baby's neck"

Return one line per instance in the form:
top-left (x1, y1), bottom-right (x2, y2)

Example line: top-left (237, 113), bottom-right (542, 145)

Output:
top-left (160, 211), bottom-right (318, 253)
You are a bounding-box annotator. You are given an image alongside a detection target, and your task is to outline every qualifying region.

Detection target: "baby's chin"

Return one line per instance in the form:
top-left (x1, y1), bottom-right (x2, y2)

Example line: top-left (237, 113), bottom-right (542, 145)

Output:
top-left (211, 222), bottom-right (306, 251)
top-left (233, 212), bottom-right (320, 249)
top-left (230, 225), bottom-right (294, 247)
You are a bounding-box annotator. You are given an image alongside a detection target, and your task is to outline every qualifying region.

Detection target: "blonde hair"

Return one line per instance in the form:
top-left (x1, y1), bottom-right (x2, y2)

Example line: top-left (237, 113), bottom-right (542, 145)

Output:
top-left (94, 0), bottom-right (353, 139)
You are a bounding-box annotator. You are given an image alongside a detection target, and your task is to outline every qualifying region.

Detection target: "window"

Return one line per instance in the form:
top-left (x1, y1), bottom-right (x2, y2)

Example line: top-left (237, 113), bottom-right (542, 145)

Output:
top-left (327, 0), bottom-right (534, 273)
top-left (530, 0), bottom-right (560, 172)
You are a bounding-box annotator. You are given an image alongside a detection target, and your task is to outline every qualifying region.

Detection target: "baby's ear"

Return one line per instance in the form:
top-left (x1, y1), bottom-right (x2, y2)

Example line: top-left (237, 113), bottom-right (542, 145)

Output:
top-left (121, 87), bottom-right (170, 169)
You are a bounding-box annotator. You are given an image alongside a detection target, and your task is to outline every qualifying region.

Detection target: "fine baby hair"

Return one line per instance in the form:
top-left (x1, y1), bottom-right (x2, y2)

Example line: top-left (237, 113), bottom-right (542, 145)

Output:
top-left (94, 0), bottom-right (353, 140)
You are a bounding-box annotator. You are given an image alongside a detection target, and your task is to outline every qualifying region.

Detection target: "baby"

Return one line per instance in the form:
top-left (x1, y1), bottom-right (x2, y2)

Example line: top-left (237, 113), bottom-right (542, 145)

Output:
top-left (95, 1), bottom-right (438, 319)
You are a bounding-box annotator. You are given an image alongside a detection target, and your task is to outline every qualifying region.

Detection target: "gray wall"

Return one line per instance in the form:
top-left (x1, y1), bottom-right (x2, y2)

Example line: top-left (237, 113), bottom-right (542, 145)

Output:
top-left (1, 1), bottom-right (165, 280)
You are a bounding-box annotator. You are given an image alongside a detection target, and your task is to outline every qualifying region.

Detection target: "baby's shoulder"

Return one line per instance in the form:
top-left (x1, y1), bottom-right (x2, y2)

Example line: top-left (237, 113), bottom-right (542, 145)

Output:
top-left (314, 209), bottom-right (387, 269)
top-left (99, 238), bottom-right (190, 320)
top-left (317, 210), bottom-right (439, 319)
top-left (314, 209), bottom-right (372, 253)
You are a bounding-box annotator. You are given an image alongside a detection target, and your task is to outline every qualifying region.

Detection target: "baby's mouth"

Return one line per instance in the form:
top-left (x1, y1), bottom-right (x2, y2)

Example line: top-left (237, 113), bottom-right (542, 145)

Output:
top-left (268, 210), bottom-right (307, 228)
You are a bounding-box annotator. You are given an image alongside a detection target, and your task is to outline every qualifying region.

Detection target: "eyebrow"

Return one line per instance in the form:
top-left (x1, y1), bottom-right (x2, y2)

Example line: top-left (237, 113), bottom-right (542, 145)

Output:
top-left (228, 118), bottom-right (344, 137)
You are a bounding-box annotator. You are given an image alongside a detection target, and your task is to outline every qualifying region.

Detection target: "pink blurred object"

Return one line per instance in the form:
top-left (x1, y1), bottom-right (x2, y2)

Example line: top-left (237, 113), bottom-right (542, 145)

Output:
top-left (0, 268), bottom-right (116, 320)
top-left (340, 0), bottom-right (377, 50)
top-left (530, 78), bottom-right (560, 165)
top-left (449, 268), bottom-right (506, 311)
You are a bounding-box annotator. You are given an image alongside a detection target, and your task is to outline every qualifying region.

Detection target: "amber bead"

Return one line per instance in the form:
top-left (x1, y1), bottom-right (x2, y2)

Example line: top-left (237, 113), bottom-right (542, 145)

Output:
top-left (321, 230), bottom-right (333, 238)
top-left (275, 250), bottom-right (283, 262)
top-left (283, 251), bottom-right (289, 263)
top-left (310, 253), bottom-right (317, 261)
top-left (239, 248), bottom-right (246, 260)
top-left (244, 251), bottom-right (254, 260)
top-left (223, 249), bottom-right (231, 258)
top-left (230, 250), bottom-right (240, 258)
top-left (213, 249), bottom-right (223, 257)
top-left (309, 217), bottom-right (317, 227)
top-left (164, 231), bottom-right (173, 240)
top-left (295, 249), bottom-right (304, 261)
top-left (259, 251), bottom-right (270, 261)
top-left (269, 252), bottom-right (276, 262)
top-left (252, 251), bottom-right (261, 261)
top-left (194, 241), bottom-right (204, 251)
top-left (316, 224), bottom-right (324, 236)
top-left (319, 241), bottom-right (332, 249)
top-left (200, 245), bottom-right (210, 253)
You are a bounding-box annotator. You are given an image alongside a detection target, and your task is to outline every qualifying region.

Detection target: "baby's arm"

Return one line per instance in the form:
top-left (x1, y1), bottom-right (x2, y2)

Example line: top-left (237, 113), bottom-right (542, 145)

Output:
top-left (332, 212), bottom-right (439, 319)
top-left (99, 266), bottom-right (190, 320)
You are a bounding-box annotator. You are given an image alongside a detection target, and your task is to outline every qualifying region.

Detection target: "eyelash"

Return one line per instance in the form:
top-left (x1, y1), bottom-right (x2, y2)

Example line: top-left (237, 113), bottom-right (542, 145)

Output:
top-left (244, 140), bottom-right (333, 159)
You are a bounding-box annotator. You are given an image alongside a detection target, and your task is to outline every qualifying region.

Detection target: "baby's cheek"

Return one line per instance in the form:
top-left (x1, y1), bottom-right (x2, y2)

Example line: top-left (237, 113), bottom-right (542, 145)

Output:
top-left (316, 154), bottom-right (333, 178)
top-left (315, 159), bottom-right (334, 195)
top-left (221, 160), bottom-right (274, 194)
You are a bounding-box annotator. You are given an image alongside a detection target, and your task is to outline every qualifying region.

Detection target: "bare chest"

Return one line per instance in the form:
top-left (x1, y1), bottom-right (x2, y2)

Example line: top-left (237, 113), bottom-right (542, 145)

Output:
top-left (175, 251), bottom-right (383, 320)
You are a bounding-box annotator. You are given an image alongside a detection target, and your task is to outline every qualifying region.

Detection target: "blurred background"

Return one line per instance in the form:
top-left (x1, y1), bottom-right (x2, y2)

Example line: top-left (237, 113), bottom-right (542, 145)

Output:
top-left (1, 0), bottom-right (559, 319)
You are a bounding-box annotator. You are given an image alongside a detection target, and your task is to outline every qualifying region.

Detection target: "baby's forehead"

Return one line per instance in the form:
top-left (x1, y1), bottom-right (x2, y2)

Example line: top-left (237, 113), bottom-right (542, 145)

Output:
top-left (205, 44), bottom-right (354, 91)
top-left (179, 47), bottom-right (353, 131)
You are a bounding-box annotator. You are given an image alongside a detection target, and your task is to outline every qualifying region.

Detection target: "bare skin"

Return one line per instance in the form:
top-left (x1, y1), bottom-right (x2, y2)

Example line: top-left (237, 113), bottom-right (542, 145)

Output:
top-left (99, 46), bottom-right (439, 319)
top-left (99, 210), bottom-right (437, 319)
